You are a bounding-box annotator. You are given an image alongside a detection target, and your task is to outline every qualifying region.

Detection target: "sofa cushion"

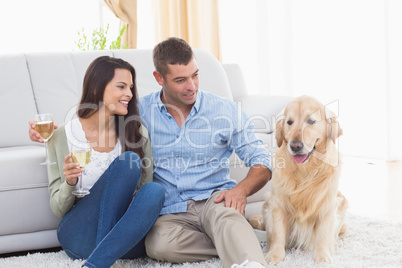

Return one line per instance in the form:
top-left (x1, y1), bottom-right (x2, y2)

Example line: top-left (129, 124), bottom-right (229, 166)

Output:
top-left (0, 187), bottom-right (60, 235)
top-left (0, 54), bottom-right (38, 148)
top-left (112, 49), bottom-right (161, 98)
top-left (26, 52), bottom-right (81, 125)
top-left (0, 146), bottom-right (48, 189)
top-left (222, 63), bottom-right (249, 100)
top-left (236, 95), bottom-right (292, 134)
top-left (193, 49), bottom-right (233, 100)
top-left (0, 230), bottom-right (60, 254)
top-left (0, 146), bottom-right (60, 235)
top-left (25, 51), bottom-right (112, 126)
top-left (69, 50), bottom-right (113, 95)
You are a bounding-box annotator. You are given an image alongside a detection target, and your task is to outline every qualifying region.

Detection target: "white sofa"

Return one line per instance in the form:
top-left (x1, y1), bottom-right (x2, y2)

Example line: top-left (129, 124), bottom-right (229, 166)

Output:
top-left (0, 49), bottom-right (290, 254)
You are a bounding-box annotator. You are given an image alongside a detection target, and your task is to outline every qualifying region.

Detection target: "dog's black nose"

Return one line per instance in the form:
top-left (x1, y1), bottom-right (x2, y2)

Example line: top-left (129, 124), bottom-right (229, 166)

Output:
top-left (290, 141), bottom-right (303, 152)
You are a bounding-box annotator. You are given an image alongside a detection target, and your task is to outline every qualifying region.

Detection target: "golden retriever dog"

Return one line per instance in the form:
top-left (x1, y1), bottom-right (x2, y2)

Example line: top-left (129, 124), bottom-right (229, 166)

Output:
top-left (250, 95), bottom-right (347, 264)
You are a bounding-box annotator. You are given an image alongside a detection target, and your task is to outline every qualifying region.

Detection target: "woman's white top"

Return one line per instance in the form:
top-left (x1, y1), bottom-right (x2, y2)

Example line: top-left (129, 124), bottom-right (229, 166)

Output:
top-left (65, 118), bottom-right (122, 191)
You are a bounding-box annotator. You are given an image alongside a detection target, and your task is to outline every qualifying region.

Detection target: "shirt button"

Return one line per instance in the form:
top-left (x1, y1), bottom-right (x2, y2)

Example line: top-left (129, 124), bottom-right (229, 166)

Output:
top-left (176, 176), bottom-right (179, 181)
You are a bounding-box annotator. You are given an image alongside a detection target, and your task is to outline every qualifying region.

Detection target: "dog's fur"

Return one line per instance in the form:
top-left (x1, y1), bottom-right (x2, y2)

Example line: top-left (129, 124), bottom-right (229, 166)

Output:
top-left (249, 96), bottom-right (347, 264)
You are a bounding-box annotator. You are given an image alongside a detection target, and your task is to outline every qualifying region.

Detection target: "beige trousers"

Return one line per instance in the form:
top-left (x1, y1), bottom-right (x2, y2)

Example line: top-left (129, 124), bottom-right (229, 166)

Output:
top-left (145, 191), bottom-right (268, 268)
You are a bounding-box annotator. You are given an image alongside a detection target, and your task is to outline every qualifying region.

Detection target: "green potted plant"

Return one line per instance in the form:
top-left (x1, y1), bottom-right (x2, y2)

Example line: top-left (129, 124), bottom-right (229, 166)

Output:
top-left (75, 24), bottom-right (127, 51)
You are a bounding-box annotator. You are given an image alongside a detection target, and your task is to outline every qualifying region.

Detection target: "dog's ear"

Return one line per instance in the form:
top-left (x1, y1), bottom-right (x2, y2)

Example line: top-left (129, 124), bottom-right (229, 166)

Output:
top-left (325, 107), bottom-right (343, 143)
top-left (275, 114), bottom-right (285, 148)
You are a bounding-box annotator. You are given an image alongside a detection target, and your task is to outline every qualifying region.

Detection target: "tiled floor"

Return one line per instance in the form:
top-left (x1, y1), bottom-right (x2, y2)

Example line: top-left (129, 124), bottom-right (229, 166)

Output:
top-left (339, 155), bottom-right (402, 223)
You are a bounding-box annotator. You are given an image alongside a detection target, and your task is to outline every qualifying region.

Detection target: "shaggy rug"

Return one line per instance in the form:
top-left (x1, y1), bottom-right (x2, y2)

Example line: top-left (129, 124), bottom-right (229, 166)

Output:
top-left (0, 213), bottom-right (401, 268)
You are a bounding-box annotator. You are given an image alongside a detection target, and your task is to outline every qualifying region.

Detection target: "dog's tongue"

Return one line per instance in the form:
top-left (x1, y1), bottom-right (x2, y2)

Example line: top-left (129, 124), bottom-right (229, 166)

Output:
top-left (293, 154), bottom-right (308, 164)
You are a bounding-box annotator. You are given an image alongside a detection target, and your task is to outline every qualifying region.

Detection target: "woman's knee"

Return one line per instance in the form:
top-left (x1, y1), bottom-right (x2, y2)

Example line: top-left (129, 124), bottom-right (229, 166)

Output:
top-left (114, 151), bottom-right (142, 172)
top-left (57, 229), bottom-right (88, 260)
top-left (138, 182), bottom-right (165, 207)
top-left (141, 182), bottom-right (164, 196)
top-left (107, 151), bottom-right (142, 188)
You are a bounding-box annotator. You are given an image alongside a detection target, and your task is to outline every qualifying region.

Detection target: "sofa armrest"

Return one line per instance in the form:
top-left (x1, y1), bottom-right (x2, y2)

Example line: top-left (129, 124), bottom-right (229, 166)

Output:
top-left (236, 95), bottom-right (292, 134)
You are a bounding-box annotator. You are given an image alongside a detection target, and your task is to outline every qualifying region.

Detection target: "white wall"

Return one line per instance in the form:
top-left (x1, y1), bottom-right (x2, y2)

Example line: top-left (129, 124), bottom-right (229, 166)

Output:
top-left (219, 0), bottom-right (402, 160)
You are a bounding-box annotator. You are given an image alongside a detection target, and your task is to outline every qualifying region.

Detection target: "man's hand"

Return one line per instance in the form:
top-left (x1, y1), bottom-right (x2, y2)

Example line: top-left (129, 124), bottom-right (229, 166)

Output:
top-left (29, 120), bottom-right (58, 143)
top-left (213, 165), bottom-right (271, 216)
top-left (214, 187), bottom-right (248, 215)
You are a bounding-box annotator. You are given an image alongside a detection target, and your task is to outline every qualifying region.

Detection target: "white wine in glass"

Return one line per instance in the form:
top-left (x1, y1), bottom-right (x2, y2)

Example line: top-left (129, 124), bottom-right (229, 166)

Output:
top-left (71, 143), bottom-right (92, 197)
top-left (34, 113), bottom-right (56, 165)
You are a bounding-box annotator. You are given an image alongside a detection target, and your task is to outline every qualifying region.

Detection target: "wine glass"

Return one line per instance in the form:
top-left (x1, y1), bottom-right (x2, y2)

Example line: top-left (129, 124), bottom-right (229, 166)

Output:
top-left (34, 113), bottom-right (56, 165)
top-left (71, 142), bottom-right (92, 197)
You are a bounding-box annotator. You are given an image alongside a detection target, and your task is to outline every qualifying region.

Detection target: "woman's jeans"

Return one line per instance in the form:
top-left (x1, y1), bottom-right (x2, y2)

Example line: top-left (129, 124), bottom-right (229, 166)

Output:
top-left (57, 151), bottom-right (165, 268)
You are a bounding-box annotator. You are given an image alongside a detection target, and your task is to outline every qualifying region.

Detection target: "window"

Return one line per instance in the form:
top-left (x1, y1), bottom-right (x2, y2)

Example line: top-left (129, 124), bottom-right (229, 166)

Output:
top-left (0, 0), bottom-right (100, 53)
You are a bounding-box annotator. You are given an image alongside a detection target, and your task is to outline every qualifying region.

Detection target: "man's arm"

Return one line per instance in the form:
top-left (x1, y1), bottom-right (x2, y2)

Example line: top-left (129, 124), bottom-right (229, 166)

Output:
top-left (214, 164), bottom-right (271, 215)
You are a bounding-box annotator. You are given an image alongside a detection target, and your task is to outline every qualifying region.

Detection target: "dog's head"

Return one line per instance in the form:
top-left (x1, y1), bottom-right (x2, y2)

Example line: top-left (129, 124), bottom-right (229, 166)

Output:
top-left (275, 96), bottom-right (343, 164)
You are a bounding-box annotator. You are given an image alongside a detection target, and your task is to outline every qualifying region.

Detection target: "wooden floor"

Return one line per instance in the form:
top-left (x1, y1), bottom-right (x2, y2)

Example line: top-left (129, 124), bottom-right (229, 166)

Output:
top-left (339, 155), bottom-right (402, 223)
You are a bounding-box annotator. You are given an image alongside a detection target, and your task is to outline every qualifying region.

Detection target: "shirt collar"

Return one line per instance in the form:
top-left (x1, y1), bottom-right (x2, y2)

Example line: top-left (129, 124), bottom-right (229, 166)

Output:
top-left (192, 90), bottom-right (201, 113)
top-left (155, 89), bottom-right (166, 112)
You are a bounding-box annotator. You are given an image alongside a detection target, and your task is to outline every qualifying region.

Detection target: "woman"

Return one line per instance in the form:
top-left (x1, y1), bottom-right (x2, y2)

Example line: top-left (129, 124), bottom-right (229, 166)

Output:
top-left (45, 56), bottom-right (164, 267)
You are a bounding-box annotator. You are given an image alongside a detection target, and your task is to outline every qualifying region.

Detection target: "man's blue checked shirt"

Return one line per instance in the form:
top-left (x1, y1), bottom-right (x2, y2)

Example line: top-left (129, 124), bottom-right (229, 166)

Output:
top-left (139, 90), bottom-right (271, 215)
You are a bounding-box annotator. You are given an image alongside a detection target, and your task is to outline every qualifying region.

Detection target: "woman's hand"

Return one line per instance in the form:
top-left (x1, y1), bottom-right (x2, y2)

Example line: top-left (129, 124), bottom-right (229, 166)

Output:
top-left (28, 120), bottom-right (58, 143)
top-left (63, 154), bottom-right (82, 186)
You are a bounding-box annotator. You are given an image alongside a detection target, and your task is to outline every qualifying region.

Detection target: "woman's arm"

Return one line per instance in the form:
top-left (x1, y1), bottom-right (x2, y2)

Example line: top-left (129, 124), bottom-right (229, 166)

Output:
top-left (47, 126), bottom-right (77, 218)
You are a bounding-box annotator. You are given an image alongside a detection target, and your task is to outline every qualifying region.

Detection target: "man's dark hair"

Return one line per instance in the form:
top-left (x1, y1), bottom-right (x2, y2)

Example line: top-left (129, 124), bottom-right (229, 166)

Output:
top-left (153, 37), bottom-right (195, 77)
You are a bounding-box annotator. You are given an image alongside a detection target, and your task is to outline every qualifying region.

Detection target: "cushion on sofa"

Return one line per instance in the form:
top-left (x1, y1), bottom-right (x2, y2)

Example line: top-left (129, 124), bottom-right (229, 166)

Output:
top-left (26, 53), bottom-right (82, 125)
top-left (192, 49), bottom-right (233, 100)
top-left (26, 51), bottom-right (112, 126)
top-left (69, 50), bottom-right (113, 92)
top-left (112, 49), bottom-right (160, 98)
top-left (0, 54), bottom-right (38, 148)
top-left (0, 147), bottom-right (60, 236)
top-left (236, 95), bottom-right (292, 134)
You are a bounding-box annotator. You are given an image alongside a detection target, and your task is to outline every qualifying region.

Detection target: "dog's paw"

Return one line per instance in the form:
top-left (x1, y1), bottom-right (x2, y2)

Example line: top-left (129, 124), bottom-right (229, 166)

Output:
top-left (313, 252), bottom-right (333, 263)
top-left (248, 215), bottom-right (265, 230)
top-left (339, 223), bottom-right (347, 236)
top-left (266, 248), bottom-right (285, 264)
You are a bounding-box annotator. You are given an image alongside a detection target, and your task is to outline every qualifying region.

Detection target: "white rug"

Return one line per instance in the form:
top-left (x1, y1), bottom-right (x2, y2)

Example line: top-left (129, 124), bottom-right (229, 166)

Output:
top-left (1, 213), bottom-right (401, 268)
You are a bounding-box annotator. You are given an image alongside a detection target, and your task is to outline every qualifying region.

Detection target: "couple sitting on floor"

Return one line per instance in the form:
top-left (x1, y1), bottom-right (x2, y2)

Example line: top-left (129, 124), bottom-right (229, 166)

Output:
top-left (29, 37), bottom-right (272, 268)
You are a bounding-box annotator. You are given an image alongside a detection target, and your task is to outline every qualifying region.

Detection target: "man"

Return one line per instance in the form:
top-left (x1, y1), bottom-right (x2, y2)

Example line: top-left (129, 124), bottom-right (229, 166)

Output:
top-left (139, 38), bottom-right (271, 268)
top-left (29, 37), bottom-right (271, 267)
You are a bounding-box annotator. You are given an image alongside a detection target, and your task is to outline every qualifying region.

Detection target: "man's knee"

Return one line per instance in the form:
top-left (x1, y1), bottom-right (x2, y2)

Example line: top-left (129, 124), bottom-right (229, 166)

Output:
top-left (205, 203), bottom-right (244, 223)
top-left (203, 204), bottom-right (251, 238)
top-left (145, 225), bottom-right (181, 261)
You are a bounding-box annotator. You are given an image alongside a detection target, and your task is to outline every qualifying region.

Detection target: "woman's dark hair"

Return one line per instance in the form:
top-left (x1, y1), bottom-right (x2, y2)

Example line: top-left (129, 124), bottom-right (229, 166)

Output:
top-left (78, 56), bottom-right (145, 165)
